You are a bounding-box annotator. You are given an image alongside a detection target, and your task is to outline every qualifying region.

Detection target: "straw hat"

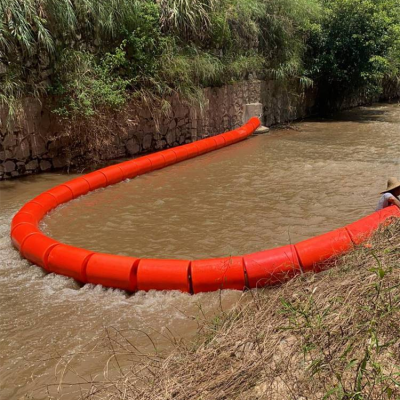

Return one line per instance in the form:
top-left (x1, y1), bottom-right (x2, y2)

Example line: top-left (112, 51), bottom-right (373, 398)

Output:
top-left (381, 177), bottom-right (400, 194)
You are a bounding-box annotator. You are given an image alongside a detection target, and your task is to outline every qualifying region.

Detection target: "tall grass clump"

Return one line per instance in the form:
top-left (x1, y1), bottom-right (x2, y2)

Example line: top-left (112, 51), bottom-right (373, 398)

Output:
top-left (160, 0), bottom-right (216, 43)
top-left (1, 0), bottom-right (398, 125)
top-left (0, 0), bottom-right (140, 118)
top-left (0, 0), bottom-right (321, 124)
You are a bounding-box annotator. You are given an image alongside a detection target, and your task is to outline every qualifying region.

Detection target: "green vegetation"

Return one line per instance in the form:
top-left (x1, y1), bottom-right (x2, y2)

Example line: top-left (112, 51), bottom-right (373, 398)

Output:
top-left (0, 0), bottom-right (399, 120)
top-left (305, 0), bottom-right (400, 108)
top-left (65, 220), bottom-right (400, 399)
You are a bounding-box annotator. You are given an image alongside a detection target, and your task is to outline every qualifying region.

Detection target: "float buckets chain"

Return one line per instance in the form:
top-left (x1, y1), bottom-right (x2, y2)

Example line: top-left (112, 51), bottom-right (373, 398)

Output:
top-left (9, 117), bottom-right (400, 293)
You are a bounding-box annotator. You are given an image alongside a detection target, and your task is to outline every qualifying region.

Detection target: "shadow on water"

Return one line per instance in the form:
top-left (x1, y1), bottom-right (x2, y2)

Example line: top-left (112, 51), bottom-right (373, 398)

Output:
top-left (300, 102), bottom-right (399, 125)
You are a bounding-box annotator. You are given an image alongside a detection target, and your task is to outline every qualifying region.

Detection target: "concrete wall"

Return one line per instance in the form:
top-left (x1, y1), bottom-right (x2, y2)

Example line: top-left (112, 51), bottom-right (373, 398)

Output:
top-left (3, 77), bottom-right (397, 180)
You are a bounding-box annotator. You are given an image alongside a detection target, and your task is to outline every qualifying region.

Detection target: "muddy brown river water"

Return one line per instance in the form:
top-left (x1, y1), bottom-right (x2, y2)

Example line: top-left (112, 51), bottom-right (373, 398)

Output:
top-left (1, 103), bottom-right (399, 399)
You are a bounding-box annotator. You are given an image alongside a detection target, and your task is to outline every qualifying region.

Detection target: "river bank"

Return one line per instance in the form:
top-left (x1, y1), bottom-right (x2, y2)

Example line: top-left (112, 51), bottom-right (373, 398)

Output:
top-left (82, 219), bottom-right (400, 400)
top-left (1, 78), bottom-right (314, 181)
top-left (1, 79), bottom-right (399, 181)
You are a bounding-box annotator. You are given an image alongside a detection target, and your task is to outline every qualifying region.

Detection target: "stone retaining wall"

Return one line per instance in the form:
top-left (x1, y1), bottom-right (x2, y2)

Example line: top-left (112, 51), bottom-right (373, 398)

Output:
top-left (1, 78), bottom-right (398, 180)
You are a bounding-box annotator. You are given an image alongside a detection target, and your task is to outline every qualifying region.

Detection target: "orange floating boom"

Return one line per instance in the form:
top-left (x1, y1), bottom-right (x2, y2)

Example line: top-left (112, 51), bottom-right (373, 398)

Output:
top-left (9, 117), bottom-right (400, 293)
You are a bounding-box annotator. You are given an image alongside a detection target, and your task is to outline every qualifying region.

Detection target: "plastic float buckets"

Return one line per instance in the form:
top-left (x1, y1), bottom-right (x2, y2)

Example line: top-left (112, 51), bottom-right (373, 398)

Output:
top-left (11, 223), bottom-right (40, 251)
top-left (191, 257), bottom-right (246, 293)
top-left (137, 259), bottom-right (191, 292)
top-left (21, 234), bottom-right (60, 270)
top-left (378, 205), bottom-right (400, 224)
top-left (180, 143), bottom-right (199, 159)
top-left (146, 153), bottom-right (166, 171)
top-left (221, 131), bottom-right (238, 145)
top-left (11, 212), bottom-right (38, 232)
top-left (47, 244), bottom-right (95, 282)
top-left (345, 206), bottom-right (400, 245)
top-left (9, 118), bottom-right (260, 294)
top-left (86, 254), bottom-right (140, 292)
top-left (200, 138), bottom-right (218, 152)
top-left (213, 135), bottom-right (226, 149)
top-left (31, 193), bottom-right (58, 212)
top-left (63, 178), bottom-right (91, 199)
top-left (82, 171), bottom-right (108, 191)
top-left (295, 228), bottom-right (353, 272)
top-left (159, 149), bottom-right (177, 166)
top-left (171, 146), bottom-right (189, 162)
top-left (47, 185), bottom-right (74, 205)
top-left (194, 139), bottom-right (213, 155)
top-left (118, 160), bottom-right (139, 180)
top-left (134, 157), bottom-right (154, 175)
top-left (243, 245), bottom-right (301, 288)
top-left (18, 202), bottom-right (47, 221)
top-left (99, 165), bottom-right (125, 185)
top-left (11, 117), bottom-right (400, 294)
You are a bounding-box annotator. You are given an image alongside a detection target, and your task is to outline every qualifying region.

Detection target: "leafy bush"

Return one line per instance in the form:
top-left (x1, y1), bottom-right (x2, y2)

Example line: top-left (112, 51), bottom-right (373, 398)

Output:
top-left (51, 47), bottom-right (131, 118)
top-left (306, 0), bottom-right (400, 105)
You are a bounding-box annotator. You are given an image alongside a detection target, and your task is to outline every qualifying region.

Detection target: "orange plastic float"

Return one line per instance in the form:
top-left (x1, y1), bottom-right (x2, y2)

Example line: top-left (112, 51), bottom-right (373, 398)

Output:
top-left (146, 153), bottom-right (166, 170)
top-left (21, 234), bottom-right (60, 270)
top-left (160, 149), bottom-right (178, 166)
top-left (345, 213), bottom-right (382, 245)
top-left (11, 212), bottom-right (38, 231)
top-left (11, 223), bottom-right (40, 251)
top-left (47, 244), bottom-right (94, 281)
top-left (86, 254), bottom-right (139, 291)
top-left (243, 245), bottom-right (301, 288)
top-left (9, 117), bottom-right (400, 293)
top-left (82, 171), bottom-right (108, 191)
top-left (171, 146), bottom-right (189, 162)
top-left (47, 185), bottom-right (74, 205)
top-left (295, 228), bottom-right (353, 272)
top-left (137, 259), bottom-right (191, 292)
top-left (99, 165), bottom-right (125, 185)
top-left (191, 257), bottom-right (246, 293)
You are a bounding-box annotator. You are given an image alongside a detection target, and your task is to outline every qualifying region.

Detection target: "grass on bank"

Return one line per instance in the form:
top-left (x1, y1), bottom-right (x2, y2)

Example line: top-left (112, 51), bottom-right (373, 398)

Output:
top-left (0, 0), bottom-right (316, 121)
top-left (60, 219), bottom-right (400, 400)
